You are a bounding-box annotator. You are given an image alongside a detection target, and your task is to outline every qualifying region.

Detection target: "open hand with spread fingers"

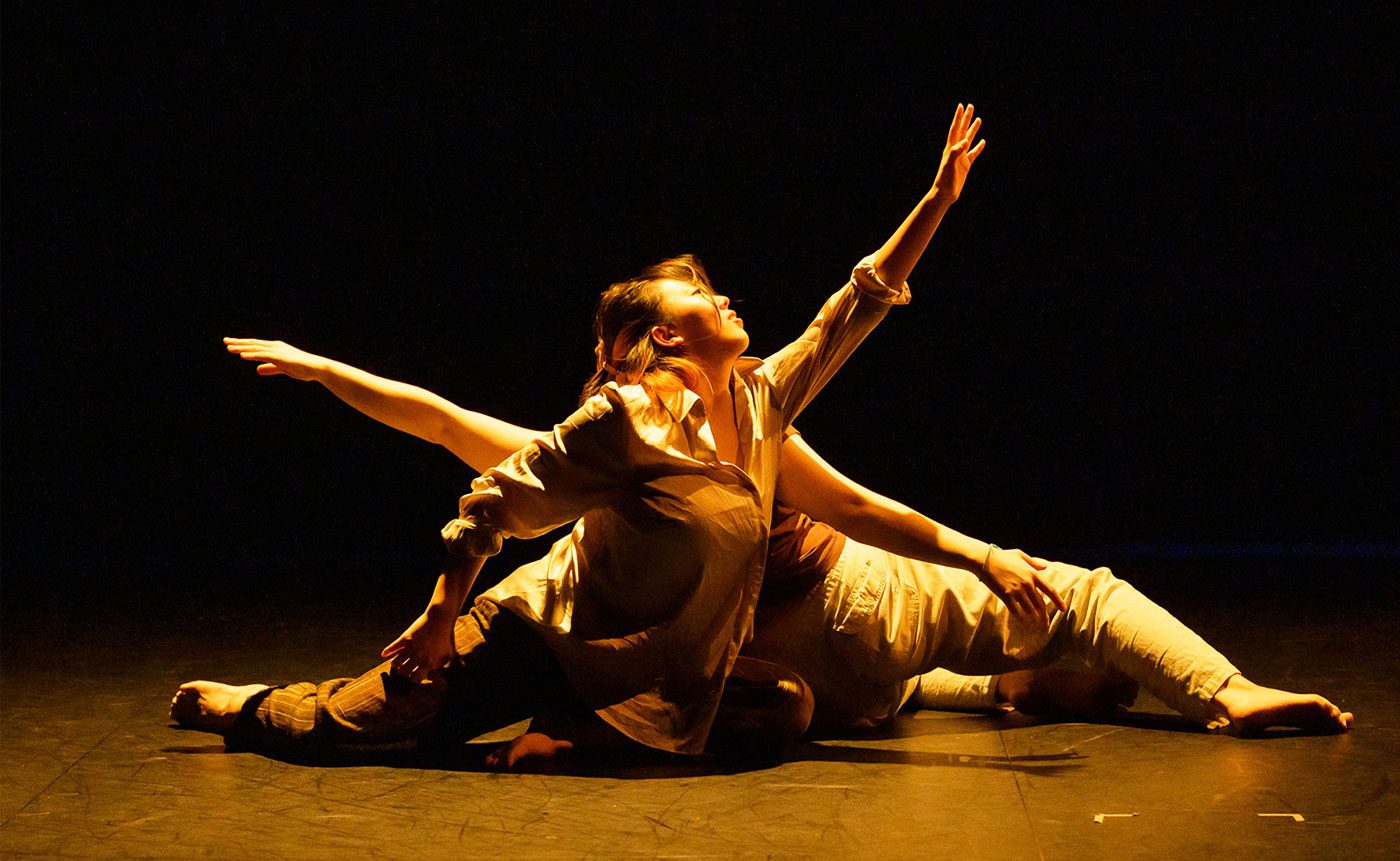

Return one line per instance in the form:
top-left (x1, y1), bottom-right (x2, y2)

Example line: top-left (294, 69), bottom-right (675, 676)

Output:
top-left (381, 610), bottom-right (457, 687)
top-left (930, 103), bottom-right (987, 204)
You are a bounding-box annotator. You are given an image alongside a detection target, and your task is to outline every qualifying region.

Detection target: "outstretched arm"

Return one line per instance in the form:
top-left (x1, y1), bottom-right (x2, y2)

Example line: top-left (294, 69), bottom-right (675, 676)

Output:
top-left (869, 103), bottom-right (985, 289)
top-left (224, 337), bottom-right (543, 471)
top-left (776, 432), bottom-right (1066, 629)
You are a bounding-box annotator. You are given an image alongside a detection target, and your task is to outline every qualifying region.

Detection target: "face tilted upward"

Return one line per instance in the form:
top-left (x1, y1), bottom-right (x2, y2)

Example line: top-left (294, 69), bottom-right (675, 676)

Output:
top-left (651, 278), bottom-right (749, 363)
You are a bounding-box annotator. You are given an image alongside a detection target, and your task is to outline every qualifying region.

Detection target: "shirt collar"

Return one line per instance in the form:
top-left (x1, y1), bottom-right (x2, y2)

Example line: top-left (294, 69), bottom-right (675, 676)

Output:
top-left (656, 356), bottom-right (764, 423)
top-left (734, 356), bottom-right (765, 376)
top-left (657, 385), bottom-right (702, 423)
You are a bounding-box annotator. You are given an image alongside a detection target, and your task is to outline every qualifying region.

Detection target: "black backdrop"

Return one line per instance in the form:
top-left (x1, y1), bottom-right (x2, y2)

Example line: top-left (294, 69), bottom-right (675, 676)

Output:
top-left (3, 5), bottom-right (1396, 602)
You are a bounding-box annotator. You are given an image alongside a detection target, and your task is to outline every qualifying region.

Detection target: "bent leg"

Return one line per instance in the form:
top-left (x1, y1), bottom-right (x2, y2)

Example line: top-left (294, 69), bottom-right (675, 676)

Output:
top-left (708, 656), bottom-right (815, 760)
top-left (485, 656), bottom-right (815, 770)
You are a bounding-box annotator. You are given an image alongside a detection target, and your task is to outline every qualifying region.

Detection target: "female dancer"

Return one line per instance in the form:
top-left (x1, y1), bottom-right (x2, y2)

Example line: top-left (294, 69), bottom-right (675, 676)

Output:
top-left (171, 104), bottom-right (987, 759)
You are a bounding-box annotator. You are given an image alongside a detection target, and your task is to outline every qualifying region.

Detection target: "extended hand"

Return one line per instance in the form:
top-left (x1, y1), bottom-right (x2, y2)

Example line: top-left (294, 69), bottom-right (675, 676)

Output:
top-left (930, 103), bottom-right (986, 203)
top-left (978, 547), bottom-right (1067, 631)
top-left (381, 610), bottom-right (457, 686)
top-left (223, 337), bottom-right (327, 381)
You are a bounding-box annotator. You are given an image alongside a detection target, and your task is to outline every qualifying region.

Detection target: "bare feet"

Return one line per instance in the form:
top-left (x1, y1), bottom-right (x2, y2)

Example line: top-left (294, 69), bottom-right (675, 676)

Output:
top-left (1211, 675), bottom-right (1353, 735)
top-left (484, 732), bottom-right (576, 771)
top-left (169, 681), bottom-right (270, 733)
top-left (997, 668), bottom-right (1139, 719)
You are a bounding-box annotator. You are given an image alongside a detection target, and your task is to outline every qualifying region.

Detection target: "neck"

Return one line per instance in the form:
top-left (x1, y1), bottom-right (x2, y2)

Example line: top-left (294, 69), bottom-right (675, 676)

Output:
top-left (692, 357), bottom-right (736, 411)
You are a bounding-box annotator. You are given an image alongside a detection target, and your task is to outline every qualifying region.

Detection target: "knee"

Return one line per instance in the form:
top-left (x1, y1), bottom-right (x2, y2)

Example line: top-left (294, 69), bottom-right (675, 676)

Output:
top-left (710, 658), bottom-right (815, 762)
top-left (1057, 565), bottom-right (1123, 607)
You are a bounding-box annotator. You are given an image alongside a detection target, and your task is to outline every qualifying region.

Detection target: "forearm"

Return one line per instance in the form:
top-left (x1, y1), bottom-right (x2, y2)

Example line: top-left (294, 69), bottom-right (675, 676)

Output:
top-left (870, 191), bottom-right (955, 290)
top-left (314, 360), bottom-right (537, 471)
top-left (424, 554), bottom-right (487, 620)
top-left (313, 358), bottom-right (459, 447)
top-left (838, 496), bottom-right (990, 573)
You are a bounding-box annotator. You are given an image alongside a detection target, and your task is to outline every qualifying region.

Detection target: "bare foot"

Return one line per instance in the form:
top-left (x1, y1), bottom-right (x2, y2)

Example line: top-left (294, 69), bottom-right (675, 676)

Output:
top-left (998, 668), bottom-right (1139, 719)
top-left (169, 681), bottom-right (269, 733)
top-left (1211, 675), bottom-right (1353, 735)
top-left (483, 732), bottom-right (575, 771)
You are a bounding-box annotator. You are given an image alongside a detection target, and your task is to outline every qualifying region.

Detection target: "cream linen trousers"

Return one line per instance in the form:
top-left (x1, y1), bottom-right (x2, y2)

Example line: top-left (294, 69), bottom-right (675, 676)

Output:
top-left (746, 539), bottom-right (1239, 729)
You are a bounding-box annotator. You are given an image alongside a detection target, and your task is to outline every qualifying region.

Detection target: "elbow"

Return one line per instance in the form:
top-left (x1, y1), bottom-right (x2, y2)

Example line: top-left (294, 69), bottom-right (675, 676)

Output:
top-left (830, 491), bottom-right (874, 529)
top-left (422, 413), bottom-right (453, 449)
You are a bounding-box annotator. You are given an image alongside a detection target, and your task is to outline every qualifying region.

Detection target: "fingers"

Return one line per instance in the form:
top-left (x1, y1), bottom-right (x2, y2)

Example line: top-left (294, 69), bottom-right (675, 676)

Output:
top-left (1038, 577), bottom-right (1069, 614)
top-left (1016, 549), bottom-right (1047, 570)
top-left (1016, 591), bottom-right (1048, 631)
top-left (947, 103), bottom-right (965, 145)
top-left (998, 584), bottom-right (1041, 630)
top-left (224, 338), bottom-right (287, 358)
top-left (385, 644), bottom-right (449, 686)
top-left (224, 337), bottom-right (274, 350)
top-left (962, 116), bottom-right (982, 147)
top-left (1003, 573), bottom-right (1052, 630)
top-left (256, 363), bottom-right (284, 376)
top-left (226, 341), bottom-right (277, 364)
top-left (967, 139), bottom-right (986, 164)
top-left (389, 649), bottom-right (426, 682)
top-left (1027, 585), bottom-right (1050, 629)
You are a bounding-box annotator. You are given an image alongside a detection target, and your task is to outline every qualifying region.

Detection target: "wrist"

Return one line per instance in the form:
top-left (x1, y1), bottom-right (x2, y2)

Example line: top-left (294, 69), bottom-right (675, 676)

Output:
top-left (925, 186), bottom-right (958, 208)
top-left (981, 542), bottom-right (1000, 575)
top-left (307, 356), bottom-right (339, 383)
top-left (424, 602), bottom-right (457, 624)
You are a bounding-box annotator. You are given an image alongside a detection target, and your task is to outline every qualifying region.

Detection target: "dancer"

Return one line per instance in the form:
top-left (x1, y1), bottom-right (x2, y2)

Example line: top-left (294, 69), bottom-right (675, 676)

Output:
top-left (172, 104), bottom-right (988, 760)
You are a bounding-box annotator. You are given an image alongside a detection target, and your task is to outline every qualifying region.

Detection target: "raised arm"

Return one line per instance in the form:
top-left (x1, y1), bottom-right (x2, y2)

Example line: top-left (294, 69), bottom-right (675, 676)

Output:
top-left (764, 105), bottom-right (985, 426)
top-left (776, 432), bottom-right (1066, 629)
top-left (224, 337), bottom-right (542, 471)
top-left (869, 103), bottom-right (985, 289)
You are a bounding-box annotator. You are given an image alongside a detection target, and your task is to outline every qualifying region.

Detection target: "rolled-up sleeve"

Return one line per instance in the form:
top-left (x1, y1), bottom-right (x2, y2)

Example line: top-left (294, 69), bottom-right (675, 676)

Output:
top-left (763, 255), bottom-right (910, 426)
top-left (441, 385), bottom-right (634, 558)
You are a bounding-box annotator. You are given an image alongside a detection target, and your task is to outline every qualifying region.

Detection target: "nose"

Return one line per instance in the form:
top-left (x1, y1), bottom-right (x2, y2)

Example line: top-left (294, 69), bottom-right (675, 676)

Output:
top-left (715, 294), bottom-right (730, 310)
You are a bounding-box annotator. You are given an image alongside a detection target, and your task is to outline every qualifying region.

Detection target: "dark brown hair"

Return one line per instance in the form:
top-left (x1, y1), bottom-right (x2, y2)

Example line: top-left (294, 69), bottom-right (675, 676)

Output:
top-left (580, 254), bottom-right (713, 404)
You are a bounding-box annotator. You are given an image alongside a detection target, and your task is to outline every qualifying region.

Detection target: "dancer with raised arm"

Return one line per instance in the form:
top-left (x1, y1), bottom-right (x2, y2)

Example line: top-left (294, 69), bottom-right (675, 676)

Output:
top-left (171, 104), bottom-right (987, 761)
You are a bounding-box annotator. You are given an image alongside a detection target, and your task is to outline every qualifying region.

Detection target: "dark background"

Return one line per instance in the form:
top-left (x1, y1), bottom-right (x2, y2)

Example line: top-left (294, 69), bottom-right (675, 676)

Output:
top-left (3, 5), bottom-right (1396, 607)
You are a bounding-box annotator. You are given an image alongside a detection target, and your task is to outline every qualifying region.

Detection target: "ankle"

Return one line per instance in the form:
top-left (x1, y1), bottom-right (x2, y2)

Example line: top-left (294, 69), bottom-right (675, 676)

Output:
top-left (994, 670), bottom-right (1034, 710)
top-left (1210, 673), bottom-right (1250, 714)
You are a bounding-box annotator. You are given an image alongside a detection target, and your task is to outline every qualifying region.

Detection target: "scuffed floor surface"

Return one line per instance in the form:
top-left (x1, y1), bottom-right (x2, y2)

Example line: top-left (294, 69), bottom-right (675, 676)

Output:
top-left (3, 562), bottom-right (1396, 859)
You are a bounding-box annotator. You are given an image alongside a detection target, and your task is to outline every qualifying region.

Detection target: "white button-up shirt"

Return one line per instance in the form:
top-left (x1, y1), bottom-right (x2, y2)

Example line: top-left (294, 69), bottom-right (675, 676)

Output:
top-left (442, 258), bottom-right (909, 753)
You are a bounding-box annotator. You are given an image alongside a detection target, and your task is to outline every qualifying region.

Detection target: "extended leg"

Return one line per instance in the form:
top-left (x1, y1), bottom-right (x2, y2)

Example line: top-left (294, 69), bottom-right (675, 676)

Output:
top-left (824, 543), bottom-right (1350, 732)
top-left (171, 600), bottom-right (573, 757)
